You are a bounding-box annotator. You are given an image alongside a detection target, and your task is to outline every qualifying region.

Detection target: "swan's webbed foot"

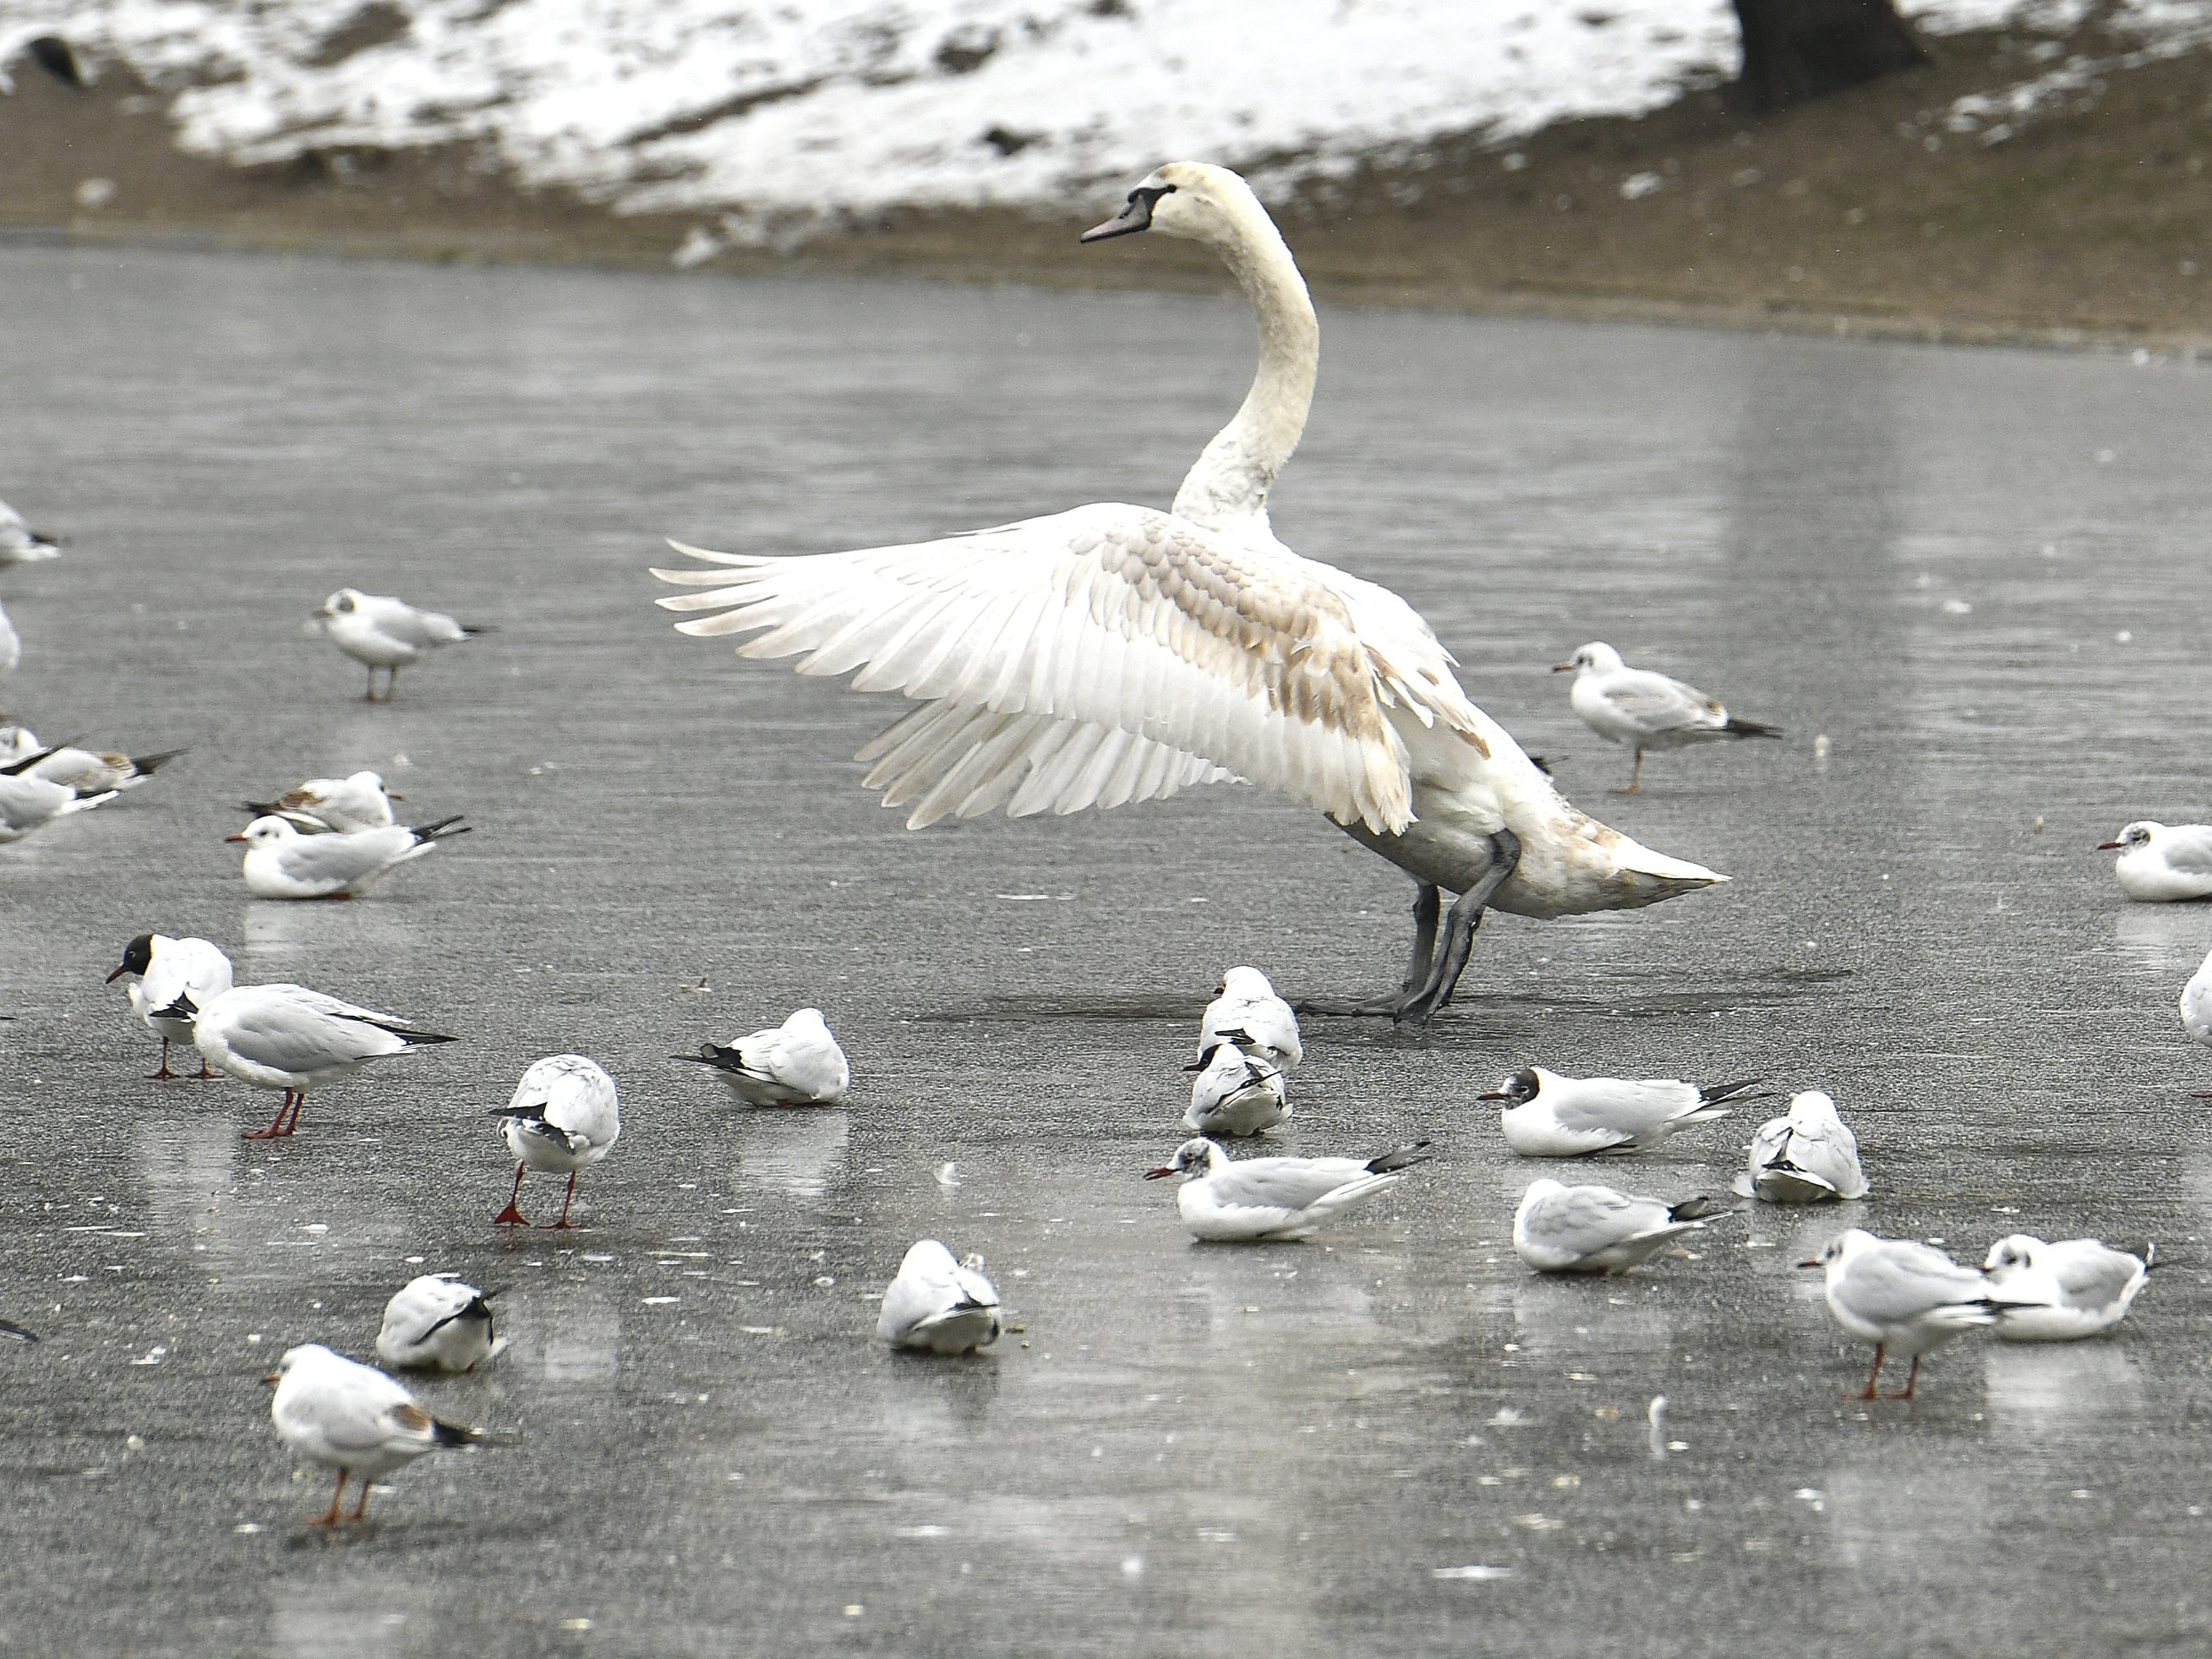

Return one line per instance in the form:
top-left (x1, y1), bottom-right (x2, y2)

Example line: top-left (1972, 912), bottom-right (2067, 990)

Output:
top-left (1303, 833), bottom-right (1522, 1027)
top-left (1296, 884), bottom-right (1440, 1018)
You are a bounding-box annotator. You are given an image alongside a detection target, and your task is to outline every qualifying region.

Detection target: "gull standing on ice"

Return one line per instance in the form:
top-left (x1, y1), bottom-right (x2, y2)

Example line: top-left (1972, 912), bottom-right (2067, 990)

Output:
top-left (229, 813), bottom-right (469, 898)
top-left (0, 498), bottom-right (61, 566)
top-left (877, 1240), bottom-right (1002, 1354)
top-left (1183, 1036), bottom-right (1291, 1137)
top-left (1199, 966), bottom-right (1302, 1071)
top-left (1800, 1229), bottom-right (2012, 1399)
top-left (672, 1007), bottom-right (849, 1105)
top-left (1145, 1136), bottom-right (1431, 1241)
top-left (653, 162), bottom-right (1726, 1023)
top-left (375, 1274), bottom-right (498, 1371)
top-left (107, 932), bottom-right (233, 1079)
top-left (1737, 1089), bottom-right (1869, 1203)
top-left (1512, 1178), bottom-right (1729, 1274)
top-left (1554, 642), bottom-right (1783, 794)
top-left (489, 1054), bottom-right (620, 1228)
top-left (2100, 821), bottom-right (2212, 902)
top-left (265, 1343), bottom-right (494, 1526)
top-left (243, 769), bottom-right (401, 833)
top-left (1980, 1236), bottom-right (2150, 1342)
top-left (0, 755), bottom-right (113, 842)
top-left (158, 984), bottom-right (456, 1139)
top-left (1482, 1065), bottom-right (1762, 1157)
top-left (315, 588), bottom-right (491, 702)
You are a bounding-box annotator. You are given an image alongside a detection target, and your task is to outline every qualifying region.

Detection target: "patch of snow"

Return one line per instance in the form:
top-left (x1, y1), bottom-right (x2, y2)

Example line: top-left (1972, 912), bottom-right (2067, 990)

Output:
top-left (5, 0), bottom-right (2207, 242)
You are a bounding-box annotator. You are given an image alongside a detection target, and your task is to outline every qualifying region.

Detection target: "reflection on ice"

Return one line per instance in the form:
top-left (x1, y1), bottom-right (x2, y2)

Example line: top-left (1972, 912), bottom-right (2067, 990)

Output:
top-left (2111, 903), bottom-right (2212, 980)
top-left (1510, 1276), bottom-right (1674, 1363)
top-left (1983, 1341), bottom-right (2144, 1443)
top-left (269, 1569), bottom-right (419, 1659)
top-left (132, 1115), bottom-right (249, 1271)
top-left (733, 1111), bottom-right (849, 1199)
top-left (506, 1291), bottom-right (620, 1388)
top-left (239, 900), bottom-right (427, 975)
top-left (1825, 1454), bottom-right (1994, 1575)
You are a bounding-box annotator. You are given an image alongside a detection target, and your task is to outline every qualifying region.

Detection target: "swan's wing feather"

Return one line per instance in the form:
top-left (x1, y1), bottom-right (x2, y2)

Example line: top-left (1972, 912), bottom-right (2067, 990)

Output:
top-left (654, 504), bottom-right (1417, 832)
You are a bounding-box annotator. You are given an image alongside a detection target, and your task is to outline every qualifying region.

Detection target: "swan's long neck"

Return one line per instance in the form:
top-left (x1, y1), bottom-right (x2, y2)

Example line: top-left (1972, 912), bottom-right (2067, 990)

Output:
top-left (1171, 202), bottom-right (1319, 538)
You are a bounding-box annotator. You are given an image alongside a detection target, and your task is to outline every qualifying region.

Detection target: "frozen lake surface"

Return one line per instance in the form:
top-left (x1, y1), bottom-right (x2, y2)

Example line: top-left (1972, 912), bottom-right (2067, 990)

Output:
top-left (3, 243), bottom-right (2211, 1656)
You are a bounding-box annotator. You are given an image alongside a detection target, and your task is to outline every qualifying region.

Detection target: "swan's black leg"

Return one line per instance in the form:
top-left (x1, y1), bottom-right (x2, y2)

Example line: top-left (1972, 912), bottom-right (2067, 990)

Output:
top-left (1297, 881), bottom-right (1442, 1017)
top-left (1397, 830), bottom-right (1521, 1025)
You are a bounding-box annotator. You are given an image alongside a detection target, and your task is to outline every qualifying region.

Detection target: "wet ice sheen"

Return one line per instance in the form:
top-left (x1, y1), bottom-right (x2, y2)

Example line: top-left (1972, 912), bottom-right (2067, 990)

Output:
top-left (1, 243), bottom-right (2209, 1656)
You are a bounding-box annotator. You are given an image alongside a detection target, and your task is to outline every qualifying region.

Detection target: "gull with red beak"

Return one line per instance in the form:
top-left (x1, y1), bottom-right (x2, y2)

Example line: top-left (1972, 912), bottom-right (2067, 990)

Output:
top-left (1800, 1229), bottom-right (2014, 1400)
top-left (2100, 820), bottom-right (2212, 902)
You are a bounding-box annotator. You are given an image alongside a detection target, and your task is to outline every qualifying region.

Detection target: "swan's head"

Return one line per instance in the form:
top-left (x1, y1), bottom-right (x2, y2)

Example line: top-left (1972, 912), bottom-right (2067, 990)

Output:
top-left (2099, 821), bottom-right (2159, 851)
top-left (1081, 162), bottom-right (1267, 250)
top-left (1554, 641), bottom-right (1625, 676)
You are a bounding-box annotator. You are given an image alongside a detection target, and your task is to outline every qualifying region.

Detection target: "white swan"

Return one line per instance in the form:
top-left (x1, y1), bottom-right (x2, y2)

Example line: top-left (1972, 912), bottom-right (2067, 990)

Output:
top-left (653, 161), bottom-right (1726, 1018)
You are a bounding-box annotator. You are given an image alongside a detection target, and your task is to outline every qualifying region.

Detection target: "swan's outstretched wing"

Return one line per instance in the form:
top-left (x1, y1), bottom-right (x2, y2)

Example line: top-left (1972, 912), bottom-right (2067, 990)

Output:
top-left (653, 503), bottom-right (1487, 834)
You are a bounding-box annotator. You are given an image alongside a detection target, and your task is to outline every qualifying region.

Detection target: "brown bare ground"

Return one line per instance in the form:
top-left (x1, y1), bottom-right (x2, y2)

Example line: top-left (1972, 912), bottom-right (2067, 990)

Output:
top-left (2, 22), bottom-right (2206, 347)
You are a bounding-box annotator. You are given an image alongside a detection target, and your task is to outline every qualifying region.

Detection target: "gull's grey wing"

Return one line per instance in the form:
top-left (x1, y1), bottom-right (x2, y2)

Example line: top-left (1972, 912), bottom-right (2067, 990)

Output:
top-left (275, 829), bottom-right (408, 886)
top-left (1527, 1185), bottom-right (1669, 1253)
top-left (2162, 826), bottom-right (2212, 876)
top-left (1211, 1156), bottom-right (1368, 1213)
top-left (2049, 1249), bottom-right (2142, 1309)
top-left (1550, 1081), bottom-right (1692, 1138)
top-left (225, 1001), bottom-right (401, 1072)
top-left (1600, 669), bottom-right (1723, 734)
top-left (1845, 1245), bottom-right (1989, 1321)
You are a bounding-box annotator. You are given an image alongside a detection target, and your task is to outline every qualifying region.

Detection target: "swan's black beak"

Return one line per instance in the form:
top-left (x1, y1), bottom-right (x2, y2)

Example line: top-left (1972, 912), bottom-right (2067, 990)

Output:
top-left (1082, 184), bottom-right (1172, 243)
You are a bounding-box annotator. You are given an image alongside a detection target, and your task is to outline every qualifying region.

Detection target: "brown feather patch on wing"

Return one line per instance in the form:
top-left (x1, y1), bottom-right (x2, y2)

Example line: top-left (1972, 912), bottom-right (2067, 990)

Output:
top-left (391, 1402), bottom-right (432, 1432)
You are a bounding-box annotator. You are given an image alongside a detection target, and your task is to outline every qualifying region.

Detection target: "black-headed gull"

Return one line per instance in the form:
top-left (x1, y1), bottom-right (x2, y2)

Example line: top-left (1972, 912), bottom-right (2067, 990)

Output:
top-left (242, 769), bottom-right (401, 833)
top-left (315, 587), bottom-right (491, 702)
top-left (0, 751), bottom-right (115, 840)
top-left (1737, 1089), bottom-right (1869, 1203)
top-left (1182, 1036), bottom-right (1290, 1137)
top-left (1800, 1228), bottom-right (2011, 1399)
top-left (0, 497), bottom-right (61, 566)
top-left (673, 1008), bottom-right (849, 1105)
top-left (1199, 967), bottom-right (1302, 1071)
top-left (157, 984), bottom-right (456, 1139)
top-left (228, 813), bottom-right (469, 899)
top-left (2101, 821), bottom-right (2212, 902)
top-left (1145, 1136), bottom-right (1431, 1241)
top-left (877, 1240), bottom-right (1002, 1354)
top-left (653, 163), bottom-right (1727, 1026)
top-left (1980, 1236), bottom-right (2150, 1342)
top-left (1512, 1178), bottom-right (1729, 1274)
top-left (1481, 1065), bottom-right (1763, 1157)
top-left (107, 932), bottom-right (233, 1079)
top-left (1554, 642), bottom-right (1782, 794)
top-left (489, 1054), bottom-right (620, 1229)
top-left (2182, 947), bottom-right (2212, 1049)
top-left (24, 745), bottom-right (184, 795)
top-left (265, 1342), bottom-right (493, 1526)
top-left (375, 1274), bottom-right (497, 1371)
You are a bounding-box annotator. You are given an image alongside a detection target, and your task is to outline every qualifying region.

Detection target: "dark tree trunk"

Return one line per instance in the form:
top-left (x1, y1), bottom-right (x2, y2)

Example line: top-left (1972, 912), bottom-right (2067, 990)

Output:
top-left (1731, 0), bottom-right (1926, 112)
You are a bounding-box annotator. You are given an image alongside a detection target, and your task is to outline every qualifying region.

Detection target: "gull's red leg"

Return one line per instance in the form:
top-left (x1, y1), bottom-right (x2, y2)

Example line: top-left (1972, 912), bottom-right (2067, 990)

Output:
top-left (149, 1037), bottom-right (176, 1081)
top-left (346, 1481), bottom-right (372, 1523)
top-left (195, 1056), bottom-right (216, 1080)
top-left (543, 1171), bottom-right (581, 1229)
top-left (278, 1092), bottom-right (308, 1136)
top-left (493, 1163), bottom-right (528, 1226)
top-left (1849, 1343), bottom-right (1885, 1400)
top-left (307, 1468), bottom-right (348, 1527)
top-left (244, 1090), bottom-right (298, 1140)
top-left (1887, 1355), bottom-right (1922, 1400)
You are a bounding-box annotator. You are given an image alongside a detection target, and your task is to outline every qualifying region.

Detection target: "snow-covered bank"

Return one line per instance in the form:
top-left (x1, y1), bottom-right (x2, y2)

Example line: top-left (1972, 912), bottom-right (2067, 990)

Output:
top-left (5, 0), bottom-right (2203, 247)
